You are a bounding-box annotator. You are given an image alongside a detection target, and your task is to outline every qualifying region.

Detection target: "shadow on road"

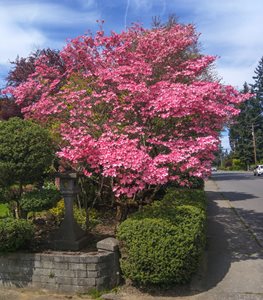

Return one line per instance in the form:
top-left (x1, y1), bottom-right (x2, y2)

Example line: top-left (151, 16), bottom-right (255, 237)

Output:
top-left (211, 172), bottom-right (263, 182)
top-left (211, 190), bottom-right (258, 201)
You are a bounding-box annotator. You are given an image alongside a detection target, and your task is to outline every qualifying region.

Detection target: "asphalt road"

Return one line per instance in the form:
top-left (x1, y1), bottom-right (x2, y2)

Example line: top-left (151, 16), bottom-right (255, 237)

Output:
top-left (211, 170), bottom-right (263, 246)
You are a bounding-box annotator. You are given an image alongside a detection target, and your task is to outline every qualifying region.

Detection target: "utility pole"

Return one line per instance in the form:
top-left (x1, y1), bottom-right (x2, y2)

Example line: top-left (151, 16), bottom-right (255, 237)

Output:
top-left (252, 123), bottom-right (257, 164)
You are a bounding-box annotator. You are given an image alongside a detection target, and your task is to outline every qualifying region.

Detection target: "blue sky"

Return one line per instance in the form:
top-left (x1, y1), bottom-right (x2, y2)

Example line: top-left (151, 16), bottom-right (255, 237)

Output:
top-left (1, 0), bottom-right (263, 149)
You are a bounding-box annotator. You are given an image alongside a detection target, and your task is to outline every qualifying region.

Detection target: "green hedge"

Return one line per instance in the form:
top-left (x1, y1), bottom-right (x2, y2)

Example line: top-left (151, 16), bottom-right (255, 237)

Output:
top-left (163, 188), bottom-right (206, 210)
top-left (0, 218), bottom-right (34, 252)
top-left (20, 186), bottom-right (61, 213)
top-left (117, 189), bottom-right (206, 286)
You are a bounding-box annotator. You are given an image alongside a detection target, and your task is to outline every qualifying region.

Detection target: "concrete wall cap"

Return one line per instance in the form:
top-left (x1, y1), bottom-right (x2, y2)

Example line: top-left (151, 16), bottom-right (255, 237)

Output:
top-left (96, 238), bottom-right (119, 252)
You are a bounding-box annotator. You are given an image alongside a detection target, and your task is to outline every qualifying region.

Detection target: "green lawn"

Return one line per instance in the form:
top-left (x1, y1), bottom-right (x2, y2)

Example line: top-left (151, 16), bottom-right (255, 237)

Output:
top-left (0, 203), bottom-right (10, 218)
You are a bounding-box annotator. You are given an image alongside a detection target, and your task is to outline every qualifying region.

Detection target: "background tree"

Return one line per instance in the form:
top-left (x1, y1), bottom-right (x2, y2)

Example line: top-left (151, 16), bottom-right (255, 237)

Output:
top-left (0, 94), bottom-right (22, 120)
top-left (229, 58), bottom-right (263, 167)
top-left (212, 144), bottom-right (229, 168)
top-left (0, 117), bottom-right (55, 217)
top-left (6, 48), bottom-right (65, 87)
top-left (250, 56), bottom-right (263, 163)
top-left (3, 49), bottom-right (66, 116)
top-left (0, 48), bottom-right (65, 120)
top-left (251, 56), bottom-right (263, 102)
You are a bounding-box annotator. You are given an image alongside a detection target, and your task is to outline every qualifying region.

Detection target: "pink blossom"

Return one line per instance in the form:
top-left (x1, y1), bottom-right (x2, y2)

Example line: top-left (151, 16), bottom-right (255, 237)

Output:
top-left (8, 23), bottom-right (251, 197)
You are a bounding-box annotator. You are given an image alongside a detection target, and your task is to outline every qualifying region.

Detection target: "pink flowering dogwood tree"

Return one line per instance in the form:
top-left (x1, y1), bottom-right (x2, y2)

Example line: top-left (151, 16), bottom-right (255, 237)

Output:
top-left (7, 23), bottom-right (249, 200)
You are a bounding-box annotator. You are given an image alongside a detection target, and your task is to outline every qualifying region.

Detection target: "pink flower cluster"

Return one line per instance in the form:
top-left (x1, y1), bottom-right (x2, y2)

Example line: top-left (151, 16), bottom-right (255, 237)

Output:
top-left (7, 23), bottom-right (250, 196)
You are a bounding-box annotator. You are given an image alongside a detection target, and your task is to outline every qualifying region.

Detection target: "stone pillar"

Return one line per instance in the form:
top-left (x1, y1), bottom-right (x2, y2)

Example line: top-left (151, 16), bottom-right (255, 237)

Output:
top-left (97, 238), bottom-right (121, 287)
top-left (51, 172), bottom-right (88, 251)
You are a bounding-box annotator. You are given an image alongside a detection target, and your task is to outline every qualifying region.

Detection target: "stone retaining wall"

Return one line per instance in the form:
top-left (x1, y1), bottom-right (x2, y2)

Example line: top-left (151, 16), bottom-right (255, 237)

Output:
top-left (0, 238), bottom-right (120, 293)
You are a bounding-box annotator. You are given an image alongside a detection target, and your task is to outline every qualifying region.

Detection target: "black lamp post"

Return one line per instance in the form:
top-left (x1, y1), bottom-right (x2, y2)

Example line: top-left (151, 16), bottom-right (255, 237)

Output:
top-left (51, 172), bottom-right (88, 251)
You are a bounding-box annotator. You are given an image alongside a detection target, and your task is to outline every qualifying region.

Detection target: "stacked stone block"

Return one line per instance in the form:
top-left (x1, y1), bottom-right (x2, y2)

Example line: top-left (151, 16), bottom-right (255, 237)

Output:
top-left (0, 238), bottom-right (120, 293)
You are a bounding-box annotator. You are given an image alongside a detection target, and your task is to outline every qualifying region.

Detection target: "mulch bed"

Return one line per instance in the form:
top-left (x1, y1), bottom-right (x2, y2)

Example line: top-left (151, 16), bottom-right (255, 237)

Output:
top-left (30, 209), bottom-right (118, 253)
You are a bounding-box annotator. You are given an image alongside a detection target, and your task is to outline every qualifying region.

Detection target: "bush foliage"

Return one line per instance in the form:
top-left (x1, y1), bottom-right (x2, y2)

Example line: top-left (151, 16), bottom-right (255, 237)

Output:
top-left (20, 187), bottom-right (61, 213)
top-left (49, 199), bottom-right (100, 230)
top-left (0, 218), bottom-right (34, 252)
top-left (163, 188), bottom-right (206, 210)
top-left (0, 117), bottom-right (54, 187)
top-left (0, 203), bottom-right (10, 218)
top-left (117, 188), bottom-right (206, 286)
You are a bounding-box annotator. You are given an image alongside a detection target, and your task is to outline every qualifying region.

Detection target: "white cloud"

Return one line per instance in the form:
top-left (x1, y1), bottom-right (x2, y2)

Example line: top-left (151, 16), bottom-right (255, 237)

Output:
top-left (0, 1), bottom-right (100, 66)
top-left (128, 0), bottom-right (167, 18)
top-left (124, 0), bottom-right (130, 28)
top-left (216, 62), bottom-right (258, 89)
top-left (191, 0), bottom-right (263, 88)
top-left (0, 6), bottom-right (46, 65)
top-left (1, 0), bottom-right (262, 92)
top-left (0, 32), bottom-right (46, 65)
top-left (0, 2), bottom-right (100, 26)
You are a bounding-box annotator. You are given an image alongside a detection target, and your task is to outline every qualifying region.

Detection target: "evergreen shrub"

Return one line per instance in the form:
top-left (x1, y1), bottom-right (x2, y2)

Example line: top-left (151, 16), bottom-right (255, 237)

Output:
top-left (20, 186), bottom-right (61, 213)
top-left (117, 189), bottom-right (206, 286)
top-left (163, 188), bottom-right (206, 210)
top-left (0, 218), bottom-right (34, 252)
top-left (0, 117), bottom-right (54, 187)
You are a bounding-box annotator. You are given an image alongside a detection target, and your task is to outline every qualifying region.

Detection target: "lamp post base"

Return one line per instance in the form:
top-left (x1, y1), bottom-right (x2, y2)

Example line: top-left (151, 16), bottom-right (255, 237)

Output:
top-left (50, 235), bottom-right (89, 251)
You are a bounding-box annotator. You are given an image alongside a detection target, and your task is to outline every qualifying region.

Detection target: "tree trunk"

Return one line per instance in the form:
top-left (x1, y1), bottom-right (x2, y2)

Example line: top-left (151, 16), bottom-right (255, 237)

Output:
top-left (15, 182), bottom-right (27, 219)
top-left (116, 203), bottom-right (128, 223)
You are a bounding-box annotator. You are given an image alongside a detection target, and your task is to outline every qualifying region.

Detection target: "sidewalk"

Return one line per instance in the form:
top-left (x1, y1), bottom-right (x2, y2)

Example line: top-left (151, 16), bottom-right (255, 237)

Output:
top-left (1, 179), bottom-right (263, 300)
top-left (190, 179), bottom-right (263, 299)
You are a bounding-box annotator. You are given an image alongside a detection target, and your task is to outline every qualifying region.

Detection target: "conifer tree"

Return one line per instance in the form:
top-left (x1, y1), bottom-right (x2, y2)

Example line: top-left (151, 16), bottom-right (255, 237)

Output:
top-left (229, 58), bottom-right (263, 167)
top-left (252, 56), bottom-right (263, 102)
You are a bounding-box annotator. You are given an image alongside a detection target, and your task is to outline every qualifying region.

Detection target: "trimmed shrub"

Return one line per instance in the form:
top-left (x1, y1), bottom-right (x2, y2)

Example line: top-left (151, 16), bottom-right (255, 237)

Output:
top-left (20, 187), bottom-right (61, 213)
top-left (117, 190), bottom-right (206, 286)
top-left (162, 188), bottom-right (206, 210)
top-left (0, 218), bottom-right (34, 252)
